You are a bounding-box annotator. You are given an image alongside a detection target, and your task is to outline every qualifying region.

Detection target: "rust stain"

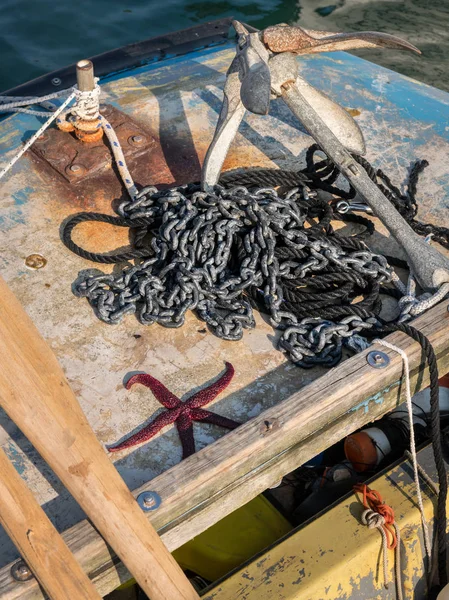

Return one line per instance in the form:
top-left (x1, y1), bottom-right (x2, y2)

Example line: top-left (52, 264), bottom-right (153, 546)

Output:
top-left (346, 108), bottom-right (361, 117)
top-left (23, 82), bottom-right (281, 268)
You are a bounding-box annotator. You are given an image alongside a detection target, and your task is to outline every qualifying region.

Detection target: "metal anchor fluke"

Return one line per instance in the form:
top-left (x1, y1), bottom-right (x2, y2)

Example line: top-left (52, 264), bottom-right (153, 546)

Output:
top-left (262, 25), bottom-right (422, 55)
top-left (201, 20), bottom-right (449, 292)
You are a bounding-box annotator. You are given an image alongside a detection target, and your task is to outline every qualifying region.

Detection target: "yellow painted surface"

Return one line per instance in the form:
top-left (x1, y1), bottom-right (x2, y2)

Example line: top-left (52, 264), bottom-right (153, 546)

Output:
top-left (173, 495), bottom-right (292, 581)
top-left (205, 456), bottom-right (437, 600)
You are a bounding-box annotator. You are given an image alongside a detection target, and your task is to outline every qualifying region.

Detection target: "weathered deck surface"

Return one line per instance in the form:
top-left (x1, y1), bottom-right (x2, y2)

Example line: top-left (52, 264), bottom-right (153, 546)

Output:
top-left (1, 40), bottom-right (449, 571)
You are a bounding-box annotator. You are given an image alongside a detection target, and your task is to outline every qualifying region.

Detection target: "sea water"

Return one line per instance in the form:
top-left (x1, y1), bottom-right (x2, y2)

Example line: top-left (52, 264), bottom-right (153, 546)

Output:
top-left (0, 0), bottom-right (448, 91)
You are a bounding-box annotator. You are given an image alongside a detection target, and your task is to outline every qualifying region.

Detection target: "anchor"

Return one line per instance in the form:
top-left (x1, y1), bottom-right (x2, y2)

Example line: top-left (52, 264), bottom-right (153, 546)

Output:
top-left (202, 21), bottom-right (449, 292)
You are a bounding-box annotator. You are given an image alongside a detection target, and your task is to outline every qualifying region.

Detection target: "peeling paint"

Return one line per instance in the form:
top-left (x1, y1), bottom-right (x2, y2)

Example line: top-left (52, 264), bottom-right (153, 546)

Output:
top-left (350, 380), bottom-right (401, 414)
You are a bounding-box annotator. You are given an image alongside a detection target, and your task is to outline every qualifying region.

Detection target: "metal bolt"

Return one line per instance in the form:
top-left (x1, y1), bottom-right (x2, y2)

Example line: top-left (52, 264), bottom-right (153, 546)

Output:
top-left (99, 104), bottom-right (111, 115)
top-left (128, 134), bottom-right (146, 147)
top-left (137, 491), bottom-right (162, 512)
top-left (11, 560), bottom-right (34, 582)
top-left (259, 419), bottom-right (278, 435)
top-left (366, 350), bottom-right (390, 369)
top-left (66, 164), bottom-right (86, 177)
top-left (348, 163), bottom-right (359, 176)
top-left (51, 77), bottom-right (62, 86)
top-left (25, 254), bottom-right (47, 270)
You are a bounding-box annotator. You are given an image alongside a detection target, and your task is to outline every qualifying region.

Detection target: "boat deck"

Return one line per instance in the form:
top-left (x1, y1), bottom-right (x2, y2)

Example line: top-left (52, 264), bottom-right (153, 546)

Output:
top-left (1, 38), bottom-right (449, 597)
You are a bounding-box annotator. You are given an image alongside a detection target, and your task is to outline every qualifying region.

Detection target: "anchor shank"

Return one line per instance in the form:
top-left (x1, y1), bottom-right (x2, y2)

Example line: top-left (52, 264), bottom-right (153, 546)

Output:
top-left (281, 81), bottom-right (449, 291)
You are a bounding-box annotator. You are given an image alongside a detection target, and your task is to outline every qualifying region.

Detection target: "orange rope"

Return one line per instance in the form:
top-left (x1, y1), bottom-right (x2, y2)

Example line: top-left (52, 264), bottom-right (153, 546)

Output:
top-left (354, 483), bottom-right (398, 550)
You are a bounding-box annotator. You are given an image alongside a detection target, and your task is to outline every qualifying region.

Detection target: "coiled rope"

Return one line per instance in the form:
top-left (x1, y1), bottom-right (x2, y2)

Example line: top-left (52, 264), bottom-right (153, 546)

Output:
top-left (354, 483), bottom-right (403, 598)
top-left (0, 80), bottom-right (138, 199)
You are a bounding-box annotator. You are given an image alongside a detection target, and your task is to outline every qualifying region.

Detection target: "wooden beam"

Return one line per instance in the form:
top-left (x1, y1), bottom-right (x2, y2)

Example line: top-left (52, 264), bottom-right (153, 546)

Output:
top-left (0, 446), bottom-right (102, 599)
top-left (0, 301), bottom-right (448, 598)
top-left (0, 275), bottom-right (198, 600)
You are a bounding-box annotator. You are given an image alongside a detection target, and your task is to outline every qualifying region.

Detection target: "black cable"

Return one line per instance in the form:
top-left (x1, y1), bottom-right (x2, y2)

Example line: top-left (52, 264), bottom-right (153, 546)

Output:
top-left (61, 212), bottom-right (153, 264)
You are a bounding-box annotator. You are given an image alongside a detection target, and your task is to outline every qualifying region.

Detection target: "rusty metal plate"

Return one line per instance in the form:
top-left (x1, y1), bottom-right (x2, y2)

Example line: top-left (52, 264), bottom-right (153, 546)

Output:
top-left (30, 103), bottom-right (156, 184)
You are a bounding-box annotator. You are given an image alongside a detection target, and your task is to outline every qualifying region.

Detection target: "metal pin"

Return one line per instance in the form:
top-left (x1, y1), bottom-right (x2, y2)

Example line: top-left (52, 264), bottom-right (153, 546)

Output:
top-left (137, 491), bottom-right (162, 512)
top-left (76, 59), bottom-right (95, 92)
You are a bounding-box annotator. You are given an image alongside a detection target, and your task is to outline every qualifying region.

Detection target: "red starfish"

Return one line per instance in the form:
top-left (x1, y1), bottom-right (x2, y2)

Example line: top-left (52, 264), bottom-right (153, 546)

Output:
top-left (108, 362), bottom-right (240, 458)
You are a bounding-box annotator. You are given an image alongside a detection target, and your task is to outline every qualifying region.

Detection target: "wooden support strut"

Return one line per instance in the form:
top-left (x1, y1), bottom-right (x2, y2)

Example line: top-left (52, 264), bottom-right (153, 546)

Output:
top-left (0, 275), bottom-right (199, 600)
top-left (0, 446), bottom-right (102, 599)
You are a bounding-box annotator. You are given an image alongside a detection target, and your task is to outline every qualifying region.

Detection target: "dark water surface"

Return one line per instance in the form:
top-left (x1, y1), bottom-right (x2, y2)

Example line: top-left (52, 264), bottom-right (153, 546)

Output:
top-left (0, 0), bottom-right (448, 91)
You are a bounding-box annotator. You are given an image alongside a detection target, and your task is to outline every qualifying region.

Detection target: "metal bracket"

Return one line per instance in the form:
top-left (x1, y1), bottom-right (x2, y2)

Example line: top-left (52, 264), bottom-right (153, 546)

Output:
top-left (366, 350), bottom-right (390, 369)
top-left (30, 104), bottom-right (156, 184)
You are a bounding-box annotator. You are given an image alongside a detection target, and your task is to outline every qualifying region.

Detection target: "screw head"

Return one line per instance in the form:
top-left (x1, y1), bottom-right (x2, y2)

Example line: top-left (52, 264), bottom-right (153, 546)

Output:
top-left (11, 560), bottom-right (34, 582)
top-left (99, 104), bottom-right (111, 115)
top-left (137, 491), bottom-right (161, 512)
top-left (367, 350), bottom-right (390, 369)
top-left (51, 77), bottom-right (62, 86)
top-left (66, 164), bottom-right (86, 177)
top-left (25, 254), bottom-right (47, 270)
top-left (128, 134), bottom-right (146, 147)
top-left (259, 418), bottom-right (278, 435)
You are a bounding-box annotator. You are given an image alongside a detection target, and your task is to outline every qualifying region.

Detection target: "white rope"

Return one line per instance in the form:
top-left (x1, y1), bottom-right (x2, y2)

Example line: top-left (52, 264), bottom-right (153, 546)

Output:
top-left (361, 509), bottom-right (390, 587)
top-left (393, 524), bottom-right (403, 600)
top-left (0, 87), bottom-right (74, 110)
top-left (72, 81), bottom-right (101, 121)
top-left (0, 79), bottom-right (137, 200)
top-left (100, 115), bottom-right (138, 200)
top-left (361, 505), bottom-right (403, 598)
top-left (406, 282), bottom-right (449, 318)
top-left (373, 338), bottom-right (433, 568)
top-left (404, 449), bottom-right (439, 495)
top-left (0, 92), bottom-right (75, 181)
top-left (393, 273), bottom-right (449, 322)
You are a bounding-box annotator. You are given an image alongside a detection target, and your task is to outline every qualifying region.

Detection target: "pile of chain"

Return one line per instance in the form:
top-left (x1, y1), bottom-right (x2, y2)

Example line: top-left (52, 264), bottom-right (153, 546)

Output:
top-left (69, 178), bottom-right (394, 367)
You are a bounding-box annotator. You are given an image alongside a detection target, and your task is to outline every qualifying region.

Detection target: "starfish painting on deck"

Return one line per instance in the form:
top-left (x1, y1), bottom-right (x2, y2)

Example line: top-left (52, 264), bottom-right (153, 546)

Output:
top-left (109, 362), bottom-right (240, 459)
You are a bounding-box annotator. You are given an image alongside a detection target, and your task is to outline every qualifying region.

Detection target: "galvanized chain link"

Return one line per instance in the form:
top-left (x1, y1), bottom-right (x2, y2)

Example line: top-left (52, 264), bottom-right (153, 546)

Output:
top-left (73, 183), bottom-right (394, 367)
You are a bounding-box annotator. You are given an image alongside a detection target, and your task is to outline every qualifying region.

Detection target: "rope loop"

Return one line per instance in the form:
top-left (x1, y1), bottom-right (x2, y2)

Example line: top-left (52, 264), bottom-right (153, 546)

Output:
top-left (355, 483), bottom-right (403, 599)
top-left (361, 508), bottom-right (385, 529)
top-left (355, 483), bottom-right (398, 549)
top-left (72, 81), bottom-right (101, 121)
